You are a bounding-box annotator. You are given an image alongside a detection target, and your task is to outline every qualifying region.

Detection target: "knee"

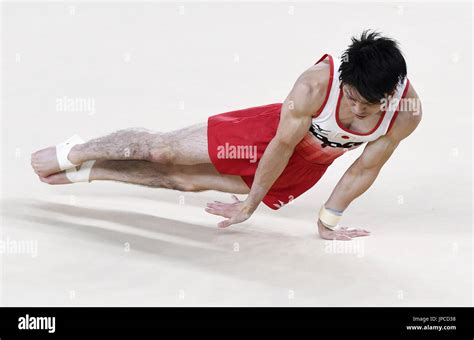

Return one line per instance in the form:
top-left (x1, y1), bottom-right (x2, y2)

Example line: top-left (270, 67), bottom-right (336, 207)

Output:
top-left (119, 128), bottom-right (161, 161)
top-left (173, 181), bottom-right (202, 192)
top-left (149, 146), bottom-right (175, 165)
top-left (168, 174), bottom-right (203, 192)
top-left (148, 135), bottom-right (176, 165)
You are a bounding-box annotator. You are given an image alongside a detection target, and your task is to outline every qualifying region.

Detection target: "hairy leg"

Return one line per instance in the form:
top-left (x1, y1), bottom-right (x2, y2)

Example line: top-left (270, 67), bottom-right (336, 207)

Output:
top-left (31, 123), bottom-right (210, 178)
top-left (41, 160), bottom-right (250, 194)
top-left (69, 123), bottom-right (209, 165)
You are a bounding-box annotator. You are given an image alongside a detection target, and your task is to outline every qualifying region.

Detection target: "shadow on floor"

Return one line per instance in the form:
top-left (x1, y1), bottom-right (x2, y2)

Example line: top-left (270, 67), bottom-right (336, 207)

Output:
top-left (1, 197), bottom-right (354, 294)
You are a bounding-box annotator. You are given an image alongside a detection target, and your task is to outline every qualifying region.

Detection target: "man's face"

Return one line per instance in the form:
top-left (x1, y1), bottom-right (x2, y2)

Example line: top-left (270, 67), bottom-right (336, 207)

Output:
top-left (342, 84), bottom-right (382, 119)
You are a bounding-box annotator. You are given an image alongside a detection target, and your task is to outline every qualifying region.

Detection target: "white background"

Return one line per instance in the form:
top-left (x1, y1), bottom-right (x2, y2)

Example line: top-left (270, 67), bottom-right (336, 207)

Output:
top-left (1, 1), bottom-right (472, 306)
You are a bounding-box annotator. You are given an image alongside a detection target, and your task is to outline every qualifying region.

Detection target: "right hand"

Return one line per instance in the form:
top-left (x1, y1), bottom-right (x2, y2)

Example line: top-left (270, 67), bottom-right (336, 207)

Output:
top-left (205, 195), bottom-right (255, 229)
top-left (317, 219), bottom-right (371, 241)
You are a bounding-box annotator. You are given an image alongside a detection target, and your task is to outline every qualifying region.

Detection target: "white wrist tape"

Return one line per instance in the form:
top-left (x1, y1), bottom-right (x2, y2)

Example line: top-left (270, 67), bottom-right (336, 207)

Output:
top-left (318, 205), bottom-right (342, 230)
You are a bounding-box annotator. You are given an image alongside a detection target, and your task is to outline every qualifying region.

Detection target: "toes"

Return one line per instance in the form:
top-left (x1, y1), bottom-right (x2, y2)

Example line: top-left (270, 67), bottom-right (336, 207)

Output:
top-left (40, 175), bottom-right (57, 184)
top-left (38, 172), bottom-right (70, 185)
top-left (38, 175), bottom-right (50, 184)
top-left (35, 169), bottom-right (47, 177)
top-left (30, 147), bottom-right (59, 177)
top-left (31, 150), bottom-right (42, 163)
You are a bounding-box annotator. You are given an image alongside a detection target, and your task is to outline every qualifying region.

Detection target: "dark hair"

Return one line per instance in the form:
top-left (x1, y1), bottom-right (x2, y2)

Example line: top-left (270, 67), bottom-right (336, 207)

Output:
top-left (339, 29), bottom-right (407, 104)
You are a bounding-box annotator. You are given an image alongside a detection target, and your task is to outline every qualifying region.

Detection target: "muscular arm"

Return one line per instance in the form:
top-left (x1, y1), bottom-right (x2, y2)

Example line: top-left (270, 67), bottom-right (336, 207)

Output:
top-left (205, 62), bottom-right (332, 228)
top-left (322, 86), bottom-right (422, 223)
top-left (324, 135), bottom-right (402, 212)
top-left (243, 80), bottom-right (322, 212)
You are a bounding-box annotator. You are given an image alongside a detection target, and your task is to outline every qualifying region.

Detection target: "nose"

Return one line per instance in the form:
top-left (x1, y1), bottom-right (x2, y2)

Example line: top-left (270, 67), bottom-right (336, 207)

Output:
top-left (351, 103), bottom-right (365, 115)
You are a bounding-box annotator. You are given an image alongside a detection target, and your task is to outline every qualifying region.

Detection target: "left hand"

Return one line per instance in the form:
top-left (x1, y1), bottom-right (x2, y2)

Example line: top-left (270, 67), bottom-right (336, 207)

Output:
top-left (205, 195), bottom-right (254, 228)
top-left (317, 219), bottom-right (371, 240)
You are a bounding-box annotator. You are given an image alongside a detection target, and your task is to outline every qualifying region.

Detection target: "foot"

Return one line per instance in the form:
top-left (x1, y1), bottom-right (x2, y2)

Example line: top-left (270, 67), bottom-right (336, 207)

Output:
top-left (38, 171), bottom-right (72, 185)
top-left (37, 161), bottom-right (98, 184)
top-left (31, 145), bottom-right (80, 178)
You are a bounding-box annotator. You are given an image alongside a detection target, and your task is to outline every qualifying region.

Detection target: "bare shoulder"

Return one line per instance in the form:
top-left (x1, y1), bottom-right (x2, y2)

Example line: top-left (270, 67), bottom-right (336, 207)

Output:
top-left (386, 81), bottom-right (423, 142)
top-left (288, 60), bottom-right (331, 117)
top-left (297, 59), bottom-right (331, 98)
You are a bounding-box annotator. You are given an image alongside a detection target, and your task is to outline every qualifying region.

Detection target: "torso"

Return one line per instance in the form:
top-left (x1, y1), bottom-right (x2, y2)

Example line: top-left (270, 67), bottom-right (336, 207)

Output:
top-left (337, 96), bottom-right (384, 134)
top-left (294, 53), bottom-right (411, 165)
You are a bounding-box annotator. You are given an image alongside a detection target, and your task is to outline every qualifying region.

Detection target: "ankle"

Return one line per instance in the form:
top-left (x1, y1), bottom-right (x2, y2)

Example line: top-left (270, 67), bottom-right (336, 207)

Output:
top-left (68, 145), bottom-right (83, 164)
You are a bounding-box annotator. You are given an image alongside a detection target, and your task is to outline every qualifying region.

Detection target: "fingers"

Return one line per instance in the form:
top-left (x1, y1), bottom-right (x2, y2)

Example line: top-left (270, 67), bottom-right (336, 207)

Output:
top-left (334, 230), bottom-right (370, 239)
top-left (205, 202), bottom-right (226, 216)
top-left (345, 227), bottom-right (370, 233)
top-left (205, 201), bottom-right (232, 209)
top-left (205, 200), bottom-right (241, 217)
top-left (206, 202), bottom-right (231, 210)
top-left (321, 228), bottom-right (371, 241)
top-left (328, 234), bottom-right (352, 241)
top-left (352, 231), bottom-right (371, 238)
top-left (344, 229), bottom-right (371, 238)
top-left (204, 207), bottom-right (228, 218)
top-left (209, 196), bottom-right (239, 205)
top-left (205, 200), bottom-right (243, 218)
top-left (218, 218), bottom-right (235, 229)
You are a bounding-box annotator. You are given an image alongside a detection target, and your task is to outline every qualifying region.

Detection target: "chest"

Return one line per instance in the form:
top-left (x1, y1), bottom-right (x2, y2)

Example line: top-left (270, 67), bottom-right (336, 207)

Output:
top-left (337, 108), bottom-right (384, 135)
top-left (336, 93), bottom-right (384, 134)
top-left (309, 100), bottom-right (388, 148)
